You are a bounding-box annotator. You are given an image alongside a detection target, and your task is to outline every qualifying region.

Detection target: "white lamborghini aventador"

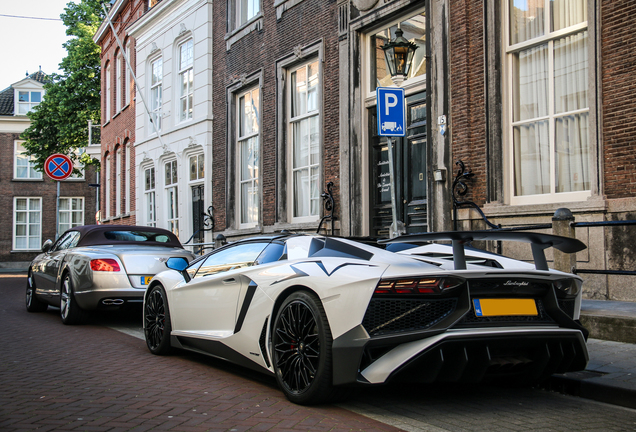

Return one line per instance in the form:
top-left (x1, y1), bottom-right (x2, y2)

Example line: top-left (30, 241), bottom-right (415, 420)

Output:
top-left (142, 231), bottom-right (589, 405)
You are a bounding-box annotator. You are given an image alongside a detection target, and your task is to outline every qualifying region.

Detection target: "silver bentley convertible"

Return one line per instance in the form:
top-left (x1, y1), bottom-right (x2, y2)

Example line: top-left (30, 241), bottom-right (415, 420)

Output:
top-left (142, 230), bottom-right (589, 405)
top-left (26, 225), bottom-right (195, 324)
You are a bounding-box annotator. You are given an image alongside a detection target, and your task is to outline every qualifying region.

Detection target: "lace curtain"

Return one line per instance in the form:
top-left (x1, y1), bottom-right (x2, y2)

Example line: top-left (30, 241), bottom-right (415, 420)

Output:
top-left (511, 0), bottom-right (589, 196)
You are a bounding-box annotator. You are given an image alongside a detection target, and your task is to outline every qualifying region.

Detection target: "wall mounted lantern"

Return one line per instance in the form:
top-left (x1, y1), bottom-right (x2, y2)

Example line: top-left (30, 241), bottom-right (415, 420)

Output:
top-left (382, 27), bottom-right (418, 87)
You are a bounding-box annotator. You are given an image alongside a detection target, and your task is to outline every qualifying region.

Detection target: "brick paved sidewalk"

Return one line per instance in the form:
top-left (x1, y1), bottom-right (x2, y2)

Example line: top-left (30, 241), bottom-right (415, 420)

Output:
top-left (0, 275), bottom-right (400, 432)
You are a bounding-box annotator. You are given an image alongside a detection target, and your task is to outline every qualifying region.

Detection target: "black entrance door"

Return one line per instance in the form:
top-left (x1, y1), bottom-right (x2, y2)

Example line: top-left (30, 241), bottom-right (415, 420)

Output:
top-left (191, 185), bottom-right (205, 245)
top-left (370, 91), bottom-right (427, 237)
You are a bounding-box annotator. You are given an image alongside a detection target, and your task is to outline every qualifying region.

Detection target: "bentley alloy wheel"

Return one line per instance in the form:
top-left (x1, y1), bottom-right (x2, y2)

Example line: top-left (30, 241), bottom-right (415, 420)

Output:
top-left (25, 271), bottom-right (47, 312)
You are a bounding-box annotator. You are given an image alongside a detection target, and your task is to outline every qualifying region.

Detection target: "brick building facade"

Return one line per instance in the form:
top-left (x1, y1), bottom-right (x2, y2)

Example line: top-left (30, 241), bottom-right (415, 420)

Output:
top-left (0, 71), bottom-right (96, 268)
top-left (434, 0), bottom-right (636, 300)
top-left (95, 0), bottom-right (636, 299)
top-left (94, 0), bottom-right (147, 226)
top-left (211, 0), bottom-right (341, 236)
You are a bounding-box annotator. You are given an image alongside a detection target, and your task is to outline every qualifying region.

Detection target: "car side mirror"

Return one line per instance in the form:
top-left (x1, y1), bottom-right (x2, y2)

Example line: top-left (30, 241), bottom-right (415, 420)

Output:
top-left (166, 257), bottom-right (190, 282)
top-left (41, 239), bottom-right (53, 253)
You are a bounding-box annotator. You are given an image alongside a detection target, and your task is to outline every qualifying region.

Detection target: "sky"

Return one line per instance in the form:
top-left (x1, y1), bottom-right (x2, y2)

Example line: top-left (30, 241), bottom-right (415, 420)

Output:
top-left (0, 0), bottom-right (78, 88)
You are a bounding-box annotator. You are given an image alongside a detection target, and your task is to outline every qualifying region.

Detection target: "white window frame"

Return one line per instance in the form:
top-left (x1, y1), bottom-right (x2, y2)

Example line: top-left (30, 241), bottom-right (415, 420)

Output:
top-left (58, 197), bottom-right (84, 234)
top-left (363, 10), bottom-right (427, 100)
top-left (13, 197), bottom-right (42, 251)
top-left (116, 147), bottom-right (122, 216)
top-left (69, 148), bottom-right (85, 180)
top-left (237, 87), bottom-right (260, 228)
top-left (16, 90), bottom-right (42, 115)
top-left (505, 0), bottom-right (590, 205)
top-left (116, 52), bottom-right (122, 113)
top-left (105, 154), bottom-right (111, 219)
top-left (144, 166), bottom-right (157, 227)
top-left (105, 64), bottom-right (111, 122)
top-left (165, 160), bottom-right (179, 237)
top-left (125, 41), bottom-right (131, 106)
top-left (234, 0), bottom-right (260, 29)
top-left (189, 153), bottom-right (205, 183)
top-left (287, 59), bottom-right (321, 224)
top-left (177, 39), bottom-right (194, 123)
top-left (125, 143), bottom-right (131, 214)
top-left (14, 140), bottom-right (42, 180)
top-left (150, 57), bottom-right (163, 133)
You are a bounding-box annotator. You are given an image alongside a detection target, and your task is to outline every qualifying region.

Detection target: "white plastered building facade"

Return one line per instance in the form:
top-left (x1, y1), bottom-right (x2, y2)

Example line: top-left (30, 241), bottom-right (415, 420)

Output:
top-left (129, 0), bottom-right (213, 249)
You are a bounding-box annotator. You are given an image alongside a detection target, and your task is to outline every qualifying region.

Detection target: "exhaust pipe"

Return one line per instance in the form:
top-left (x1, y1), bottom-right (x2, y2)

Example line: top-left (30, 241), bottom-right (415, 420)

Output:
top-left (102, 299), bottom-right (125, 306)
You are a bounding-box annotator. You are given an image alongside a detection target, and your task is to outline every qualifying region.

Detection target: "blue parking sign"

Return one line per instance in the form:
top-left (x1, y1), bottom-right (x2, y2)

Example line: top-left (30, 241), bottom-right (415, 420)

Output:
top-left (377, 87), bottom-right (406, 137)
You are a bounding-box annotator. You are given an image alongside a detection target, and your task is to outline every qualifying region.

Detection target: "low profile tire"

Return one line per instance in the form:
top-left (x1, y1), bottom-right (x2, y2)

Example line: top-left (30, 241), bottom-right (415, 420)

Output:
top-left (144, 284), bottom-right (173, 355)
top-left (26, 271), bottom-right (47, 312)
top-left (60, 273), bottom-right (88, 325)
top-left (272, 291), bottom-right (337, 405)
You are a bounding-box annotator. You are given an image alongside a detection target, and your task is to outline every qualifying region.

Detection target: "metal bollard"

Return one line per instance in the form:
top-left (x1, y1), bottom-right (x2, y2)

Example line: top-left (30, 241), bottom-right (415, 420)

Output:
top-left (552, 208), bottom-right (577, 273)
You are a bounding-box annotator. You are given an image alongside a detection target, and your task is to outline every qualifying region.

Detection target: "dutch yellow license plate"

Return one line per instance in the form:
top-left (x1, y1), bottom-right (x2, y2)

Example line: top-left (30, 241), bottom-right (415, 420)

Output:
top-left (473, 298), bottom-right (538, 317)
top-left (141, 276), bottom-right (153, 285)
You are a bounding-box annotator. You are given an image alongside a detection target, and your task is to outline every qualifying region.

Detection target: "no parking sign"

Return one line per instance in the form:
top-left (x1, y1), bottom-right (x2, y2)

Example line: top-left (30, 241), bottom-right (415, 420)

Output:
top-left (44, 154), bottom-right (73, 181)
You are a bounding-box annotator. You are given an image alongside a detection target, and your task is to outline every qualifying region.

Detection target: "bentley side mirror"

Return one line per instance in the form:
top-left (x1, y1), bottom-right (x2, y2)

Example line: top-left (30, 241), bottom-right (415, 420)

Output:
top-left (41, 239), bottom-right (53, 253)
top-left (166, 257), bottom-right (190, 282)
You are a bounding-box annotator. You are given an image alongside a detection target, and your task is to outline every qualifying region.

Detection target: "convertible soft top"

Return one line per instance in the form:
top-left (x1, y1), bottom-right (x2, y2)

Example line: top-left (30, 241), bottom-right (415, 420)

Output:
top-left (71, 225), bottom-right (184, 248)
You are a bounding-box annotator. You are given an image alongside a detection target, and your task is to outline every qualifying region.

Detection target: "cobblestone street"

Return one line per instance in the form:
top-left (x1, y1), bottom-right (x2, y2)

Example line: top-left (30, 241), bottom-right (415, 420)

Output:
top-left (2, 275), bottom-right (636, 431)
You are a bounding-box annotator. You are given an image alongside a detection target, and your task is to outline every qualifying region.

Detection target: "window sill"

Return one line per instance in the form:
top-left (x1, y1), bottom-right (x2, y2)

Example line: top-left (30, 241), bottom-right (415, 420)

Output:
top-left (11, 249), bottom-right (41, 253)
top-left (482, 195), bottom-right (607, 218)
top-left (12, 178), bottom-right (44, 182)
top-left (274, 0), bottom-right (306, 20)
top-left (268, 221), bottom-right (320, 233)
top-left (100, 213), bottom-right (133, 223)
top-left (225, 15), bottom-right (263, 50)
top-left (222, 226), bottom-right (263, 238)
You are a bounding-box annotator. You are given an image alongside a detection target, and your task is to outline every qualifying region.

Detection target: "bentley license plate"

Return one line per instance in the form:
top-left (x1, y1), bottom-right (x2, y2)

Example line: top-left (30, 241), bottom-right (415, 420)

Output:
top-left (473, 298), bottom-right (538, 317)
top-left (141, 276), bottom-right (153, 285)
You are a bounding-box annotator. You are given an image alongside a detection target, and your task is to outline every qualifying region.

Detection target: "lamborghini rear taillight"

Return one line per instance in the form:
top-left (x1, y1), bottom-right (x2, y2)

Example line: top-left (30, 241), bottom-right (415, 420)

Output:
top-left (374, 276), bottom-right (464, 295)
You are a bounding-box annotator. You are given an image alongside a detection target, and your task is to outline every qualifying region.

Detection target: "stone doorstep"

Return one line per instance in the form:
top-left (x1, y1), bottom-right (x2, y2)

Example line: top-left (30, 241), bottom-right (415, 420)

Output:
top-left (579, 313), bottom-right (636, 344)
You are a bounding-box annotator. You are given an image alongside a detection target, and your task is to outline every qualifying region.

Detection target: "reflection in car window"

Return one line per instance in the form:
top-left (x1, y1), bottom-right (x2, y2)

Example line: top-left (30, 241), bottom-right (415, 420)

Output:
top-left (103, 230), bottom-right (172, 242)
top-left (193, 242), bottom-right (268, 279)
top-left (256, 242), bottom-right (285, 265)
top-left (52, 232), bottom-right (76, 251)
top-left (186, 257), bottom-right (205, 279)
top-left (67, 232), bottom-right (81, 249)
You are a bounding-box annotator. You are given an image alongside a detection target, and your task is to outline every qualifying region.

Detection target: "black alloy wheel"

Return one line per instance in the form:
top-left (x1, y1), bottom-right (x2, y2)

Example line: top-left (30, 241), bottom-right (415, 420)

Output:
top-left (60, 273), bottom-right (87, 325)
top-left (272, 291), bottom-right (335, 405)
top-left (25, 271), bottom-right (47, 312)
top-left (144, 285), bottom-right (173, 355)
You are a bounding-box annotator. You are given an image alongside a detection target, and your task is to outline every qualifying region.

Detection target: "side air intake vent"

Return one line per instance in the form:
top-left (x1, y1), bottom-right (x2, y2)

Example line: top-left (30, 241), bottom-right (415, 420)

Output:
top-left (259, 317), bottom-right (270, 368)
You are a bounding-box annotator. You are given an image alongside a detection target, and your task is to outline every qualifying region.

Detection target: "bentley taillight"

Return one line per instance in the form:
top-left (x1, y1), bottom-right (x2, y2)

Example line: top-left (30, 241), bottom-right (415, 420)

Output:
top-left (90, 259), bottom-right (121, 272)
top-left (374, 276), bottom-right (464, 295)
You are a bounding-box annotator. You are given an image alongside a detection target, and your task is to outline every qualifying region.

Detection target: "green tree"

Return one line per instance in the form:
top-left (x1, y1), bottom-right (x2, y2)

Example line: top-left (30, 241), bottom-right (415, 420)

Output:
top-left (21, 0), bottom-right (104, 173)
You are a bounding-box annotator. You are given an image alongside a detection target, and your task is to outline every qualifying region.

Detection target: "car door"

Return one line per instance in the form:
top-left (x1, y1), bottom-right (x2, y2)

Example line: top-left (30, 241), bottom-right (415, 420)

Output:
top-left (170, 241), bottom-right (269, 337)
top-left (35, 232), bottom-right (77, 296)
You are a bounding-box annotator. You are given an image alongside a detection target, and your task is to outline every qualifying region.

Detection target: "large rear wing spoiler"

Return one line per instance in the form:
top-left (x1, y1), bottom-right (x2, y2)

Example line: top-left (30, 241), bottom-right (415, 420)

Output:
top-left (378, 231), bottom-right (587, 271)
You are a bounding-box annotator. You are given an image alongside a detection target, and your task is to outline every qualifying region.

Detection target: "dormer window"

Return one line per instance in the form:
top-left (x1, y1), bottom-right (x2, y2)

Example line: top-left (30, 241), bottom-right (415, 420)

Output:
top-left (17, 91), bottom-right (42, 115)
